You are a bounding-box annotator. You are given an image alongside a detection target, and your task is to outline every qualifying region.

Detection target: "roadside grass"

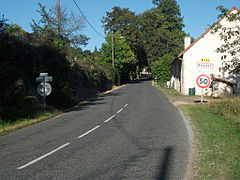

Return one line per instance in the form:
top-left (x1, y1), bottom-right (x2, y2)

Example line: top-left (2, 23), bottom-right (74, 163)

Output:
top-left (154, 81), bottom-right (182, 97)
top-left (181, 104), bottom-right (240, 179)
top-left (0, 85), bottom-right (125, 137)
top-left (204, 96), bottom-right (240, 130)
top-left (0, 106), bottom-right (61, 136)
top-left (154, 83), bottom-right (240, 179)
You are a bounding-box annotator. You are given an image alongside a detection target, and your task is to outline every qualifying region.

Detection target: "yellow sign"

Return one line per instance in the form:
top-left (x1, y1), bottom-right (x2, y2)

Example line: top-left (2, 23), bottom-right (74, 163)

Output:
top-left (201, 58), bottom-right (210, 62)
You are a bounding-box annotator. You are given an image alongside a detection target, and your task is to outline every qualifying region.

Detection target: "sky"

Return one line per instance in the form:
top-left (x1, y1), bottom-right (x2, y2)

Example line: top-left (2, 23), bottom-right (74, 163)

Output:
top-left (1, 0), bottom-right (239, 52)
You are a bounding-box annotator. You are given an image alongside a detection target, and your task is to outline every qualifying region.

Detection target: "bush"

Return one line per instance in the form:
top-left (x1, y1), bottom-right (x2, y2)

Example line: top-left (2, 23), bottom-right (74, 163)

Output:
top-left (151, 54), bottom-right (174, 83)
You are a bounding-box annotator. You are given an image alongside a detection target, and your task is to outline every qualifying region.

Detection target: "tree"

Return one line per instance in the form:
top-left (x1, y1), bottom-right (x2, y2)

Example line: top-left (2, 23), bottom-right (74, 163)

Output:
top-left (5, 24), bottom-right (25, 35)
top-left (100, 31), bottom-right (137, 83)
top-left (213, 6), bottom-right (240, 74)
top-left (101, 6), bottom-right (145, 69)
top-left (0, 15), bottom-right (7, 33)
top-left (31, 3), bottom-right (89, 48)
top-left (139, 1), bottom-right (185, 64)
top-left (152, 0), bottom-right (184, 31)
top-left (151, 54), bottom-right (174, 82)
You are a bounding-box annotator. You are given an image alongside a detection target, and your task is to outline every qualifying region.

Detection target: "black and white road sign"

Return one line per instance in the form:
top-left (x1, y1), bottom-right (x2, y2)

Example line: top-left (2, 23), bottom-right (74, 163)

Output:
top-left (196, 74), bottom-right (211, 88)
top-left (37, 82), bottom-right (52, 96)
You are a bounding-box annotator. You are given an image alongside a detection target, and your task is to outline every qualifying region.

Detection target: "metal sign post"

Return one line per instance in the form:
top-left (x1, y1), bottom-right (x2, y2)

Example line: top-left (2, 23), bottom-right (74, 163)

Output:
top-left (36, 73), bottom-right (53, 108)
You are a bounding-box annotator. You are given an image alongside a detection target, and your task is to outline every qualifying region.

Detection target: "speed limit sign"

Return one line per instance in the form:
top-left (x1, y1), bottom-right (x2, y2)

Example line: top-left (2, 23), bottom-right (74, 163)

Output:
top-left (196, 74), bottom-right (211, 88)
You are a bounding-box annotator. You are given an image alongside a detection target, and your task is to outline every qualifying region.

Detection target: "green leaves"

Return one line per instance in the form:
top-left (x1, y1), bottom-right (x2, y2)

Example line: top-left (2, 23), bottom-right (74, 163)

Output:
top-left (100, 31), bottom-right (137, 83)
top-left (31, 3), bottom-right (88, 49)
top-left (139, 0), bottom-right (184, 64)
top-left (151, 54), bottom-right (174, 83)
top-left (213, 7), bottom-right (240, 74)
top-left (101, 0), bottom-right (185, 82)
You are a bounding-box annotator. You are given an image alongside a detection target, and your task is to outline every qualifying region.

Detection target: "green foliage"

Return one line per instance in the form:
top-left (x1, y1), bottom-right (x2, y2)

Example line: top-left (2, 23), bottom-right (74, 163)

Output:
top-left (101, 1), bottom-right (185, 74)
top-left (0, 4), bottom-right (116, 123)
top-left (101, 6), bottom-right (145, 69)
top-left (213, 7), bottom-right (240, 74)
top-left (31, 3), bottom-right (89, 49)
top-left (100, 31), bottom-right (137, 83)
top-left (152, 0), bottom-right (184, 31)
top-left (151, 54), bottom-right (174, 82)
top-left (216, 5), bottom-right (229, 18)
top-left (139, 0), bottom-right (185, 64)
top-left (0, 15), bottom-right (7, 32)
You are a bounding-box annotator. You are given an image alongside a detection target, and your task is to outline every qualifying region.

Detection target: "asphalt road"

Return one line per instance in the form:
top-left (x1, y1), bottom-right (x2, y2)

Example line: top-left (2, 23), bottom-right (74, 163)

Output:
top-left (0, 80), bottom-right (190, 180)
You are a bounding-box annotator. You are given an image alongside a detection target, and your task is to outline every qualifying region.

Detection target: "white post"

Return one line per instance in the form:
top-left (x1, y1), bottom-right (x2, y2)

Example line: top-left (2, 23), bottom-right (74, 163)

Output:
top-left (43, 76), bottom-right (46, 108)
top-left (201, 88), bottom-right (204, 103)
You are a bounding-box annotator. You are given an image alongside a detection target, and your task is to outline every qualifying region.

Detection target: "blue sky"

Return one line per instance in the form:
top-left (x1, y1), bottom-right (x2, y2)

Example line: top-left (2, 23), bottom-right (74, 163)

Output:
top-left (1, 0), bottom-right (239, 51)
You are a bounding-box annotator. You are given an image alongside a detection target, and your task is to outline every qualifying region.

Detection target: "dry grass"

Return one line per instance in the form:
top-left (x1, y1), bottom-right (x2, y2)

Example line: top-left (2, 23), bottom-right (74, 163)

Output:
top-left (0, 109), bottom-right (61, 136)
top-left (205, 96), bottom-right (240, 129)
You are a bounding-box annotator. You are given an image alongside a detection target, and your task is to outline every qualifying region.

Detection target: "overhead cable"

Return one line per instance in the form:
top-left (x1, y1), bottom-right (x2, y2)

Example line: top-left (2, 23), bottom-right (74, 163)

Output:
top-left (72, 0), bottom-right (105, 38)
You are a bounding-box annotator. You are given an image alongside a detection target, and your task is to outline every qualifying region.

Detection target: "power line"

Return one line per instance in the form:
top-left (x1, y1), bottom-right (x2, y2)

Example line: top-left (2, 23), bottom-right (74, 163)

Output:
top-left (72, 0), bottom-right (105, 39)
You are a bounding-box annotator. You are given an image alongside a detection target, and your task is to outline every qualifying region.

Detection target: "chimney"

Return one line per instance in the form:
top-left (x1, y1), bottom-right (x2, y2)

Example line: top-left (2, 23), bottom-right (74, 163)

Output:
top-left (184, 36), bottom-right (191, 49)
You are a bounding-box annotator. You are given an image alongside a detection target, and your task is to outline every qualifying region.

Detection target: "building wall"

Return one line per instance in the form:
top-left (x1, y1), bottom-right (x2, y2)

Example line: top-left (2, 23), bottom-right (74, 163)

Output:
top-left (181, 11), bottom-right (240, 96)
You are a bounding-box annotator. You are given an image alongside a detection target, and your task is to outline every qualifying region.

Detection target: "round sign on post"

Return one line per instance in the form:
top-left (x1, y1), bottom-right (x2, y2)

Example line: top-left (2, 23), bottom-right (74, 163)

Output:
top-left (196, 74), bottom-right (211, 88)
top-left (37, 82), bottom-right (52, 96)
top-left (196, 74), bottom-right (211, 103)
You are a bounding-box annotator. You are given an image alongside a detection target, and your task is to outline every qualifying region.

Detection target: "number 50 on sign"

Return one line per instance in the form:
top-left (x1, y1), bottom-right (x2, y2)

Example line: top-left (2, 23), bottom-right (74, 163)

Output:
top-left (196, 74), bottom-right (211, 88)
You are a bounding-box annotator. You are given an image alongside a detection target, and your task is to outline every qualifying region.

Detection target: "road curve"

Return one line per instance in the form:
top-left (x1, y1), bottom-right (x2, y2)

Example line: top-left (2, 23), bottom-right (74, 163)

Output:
top-left (0, 80), bottom-right (190, 180)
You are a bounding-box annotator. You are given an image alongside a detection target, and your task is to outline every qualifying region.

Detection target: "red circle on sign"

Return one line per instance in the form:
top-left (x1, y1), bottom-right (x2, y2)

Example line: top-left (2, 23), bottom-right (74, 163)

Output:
top-left (196, 74), bottom-right (211, 88)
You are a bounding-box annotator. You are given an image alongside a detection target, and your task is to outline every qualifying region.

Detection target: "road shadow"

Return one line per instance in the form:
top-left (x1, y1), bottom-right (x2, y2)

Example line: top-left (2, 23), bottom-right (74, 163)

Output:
top-left (103, 91), bottom-right (122, 97)
top-left (63, 91), bottom-right (121, 113)
top-left (157, 147), bottom-right (173, 180)
top-left (194, 100), bottom-right (208, 103)
top-left (129, 78), bottom-right (152, 84)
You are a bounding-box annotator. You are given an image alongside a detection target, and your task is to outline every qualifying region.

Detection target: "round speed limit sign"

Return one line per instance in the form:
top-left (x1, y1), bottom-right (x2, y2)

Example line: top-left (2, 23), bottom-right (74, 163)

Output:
top-left (196, 74), bottom-right (211, 88)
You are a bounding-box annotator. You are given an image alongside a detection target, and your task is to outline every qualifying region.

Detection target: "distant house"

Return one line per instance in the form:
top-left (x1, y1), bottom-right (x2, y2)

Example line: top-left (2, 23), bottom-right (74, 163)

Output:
top-left (170, 6), bottom-right (240, 97)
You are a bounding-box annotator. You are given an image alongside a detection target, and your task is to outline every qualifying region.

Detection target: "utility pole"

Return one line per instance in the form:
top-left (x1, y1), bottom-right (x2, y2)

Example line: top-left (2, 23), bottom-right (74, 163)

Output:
top-left (57, 0), bottom-right (61, 34)
top-left (112, 32), bottom-right (114, 67)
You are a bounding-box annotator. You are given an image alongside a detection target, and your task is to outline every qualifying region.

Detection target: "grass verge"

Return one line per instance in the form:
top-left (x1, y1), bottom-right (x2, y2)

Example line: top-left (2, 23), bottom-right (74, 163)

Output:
top-left (154, 83), bottom-right (240, 179)
top-left (181, 104), bottom-right (240, 179)
top-left (0, 107), bottom-right (62, 136)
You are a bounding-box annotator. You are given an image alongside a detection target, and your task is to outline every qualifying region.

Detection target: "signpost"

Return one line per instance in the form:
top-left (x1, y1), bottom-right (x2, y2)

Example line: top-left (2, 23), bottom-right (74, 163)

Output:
top-left (35, 73), bottom-right (53, 108)
top-left (196, 74), bottom-right (211, 103)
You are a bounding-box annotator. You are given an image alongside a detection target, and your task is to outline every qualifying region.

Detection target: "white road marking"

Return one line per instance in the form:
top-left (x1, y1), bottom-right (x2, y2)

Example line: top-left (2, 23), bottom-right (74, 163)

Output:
top-left (77, 125), bottom-right (100, 139)
top-left (17, 142), bottom-right (70, 170)
top-left (17, 103), bottom-right (129, 170)
top-left (104, 115), bottom-right (116, 123)
top-left (117, 108), bottom-right (123, 114)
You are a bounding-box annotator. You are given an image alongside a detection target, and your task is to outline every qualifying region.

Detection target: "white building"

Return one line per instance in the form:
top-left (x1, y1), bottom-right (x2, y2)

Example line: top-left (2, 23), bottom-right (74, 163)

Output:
top-left (170, 6), bottom-right (240, 97)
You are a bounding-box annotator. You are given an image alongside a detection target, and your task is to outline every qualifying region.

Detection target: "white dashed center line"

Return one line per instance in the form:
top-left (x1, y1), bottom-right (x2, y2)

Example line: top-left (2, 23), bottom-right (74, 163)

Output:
top-left (17, 142), bottom-right (70, 170)
top-left (104, 115), bottom-right (116, 123)
top-left (116, 108), bottom-right (123, 114)
top-left (77, 125), bottom-right (100, 139)
top-left (17, 103), bottom-right (129, 170)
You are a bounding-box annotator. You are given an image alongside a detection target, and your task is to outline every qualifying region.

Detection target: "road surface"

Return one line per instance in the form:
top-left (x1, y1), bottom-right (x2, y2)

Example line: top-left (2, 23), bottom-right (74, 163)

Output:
top-left (0, 80), bottom-right (190, 180)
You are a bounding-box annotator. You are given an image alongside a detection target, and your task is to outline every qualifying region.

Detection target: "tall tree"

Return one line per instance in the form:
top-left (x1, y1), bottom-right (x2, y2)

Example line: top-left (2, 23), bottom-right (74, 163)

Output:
top-left (100, 31), bottom-right (137, 83)
top-left (31, 3), bottom-right (89, 49)
top-left (101, 7), bottom-right (145, 68)
top-left (152, 0), bottom-right (184, 31)
top-left (139, 1), bottom-right (185, 63)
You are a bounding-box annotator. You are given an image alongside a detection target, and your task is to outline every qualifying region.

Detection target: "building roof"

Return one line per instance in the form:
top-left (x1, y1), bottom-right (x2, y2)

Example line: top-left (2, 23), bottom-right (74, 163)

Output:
top-left (178, 6), bottom-right (239, 58)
